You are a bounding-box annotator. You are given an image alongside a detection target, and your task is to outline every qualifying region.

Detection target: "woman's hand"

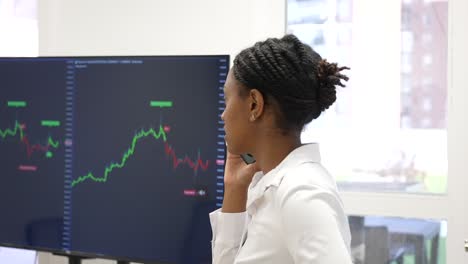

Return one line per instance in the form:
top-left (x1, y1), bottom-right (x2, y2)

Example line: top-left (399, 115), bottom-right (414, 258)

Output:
top-left (224, 152), bottom-right (259, 189)
top-left (221, 151), bottom-right (260, 213)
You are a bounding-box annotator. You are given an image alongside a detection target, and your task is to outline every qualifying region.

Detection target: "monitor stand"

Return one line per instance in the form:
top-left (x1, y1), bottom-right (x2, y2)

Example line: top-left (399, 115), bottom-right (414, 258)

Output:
top-left (53, 253), bottom-right (143, 264)
top-left (69, 257), bottom-right (138, 264)
top-left (68, 257), bottom-right (134, 264)
top-left (51, 253), bottom-right (91, 264)
top-left (66, 255), bottom-right (91, 264)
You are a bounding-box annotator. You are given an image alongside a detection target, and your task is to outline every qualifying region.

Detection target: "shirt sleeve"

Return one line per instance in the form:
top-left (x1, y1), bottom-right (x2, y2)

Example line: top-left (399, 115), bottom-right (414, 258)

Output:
top-left (209, 208), bottom-right (248, 264)
top-left (277, 178), bottom-right (353, 264)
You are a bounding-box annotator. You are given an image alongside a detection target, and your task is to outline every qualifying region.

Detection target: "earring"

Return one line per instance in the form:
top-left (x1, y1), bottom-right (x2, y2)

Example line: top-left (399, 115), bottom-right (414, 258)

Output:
top-left (250, 114), bottom-right (256, 121)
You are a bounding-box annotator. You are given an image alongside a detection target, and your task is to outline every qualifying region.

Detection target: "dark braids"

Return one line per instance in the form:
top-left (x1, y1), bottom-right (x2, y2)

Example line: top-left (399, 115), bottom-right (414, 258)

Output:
top-left (233, 34), bottom-right (349, 132)
top-left (316, 59), bottom-right (349, 115)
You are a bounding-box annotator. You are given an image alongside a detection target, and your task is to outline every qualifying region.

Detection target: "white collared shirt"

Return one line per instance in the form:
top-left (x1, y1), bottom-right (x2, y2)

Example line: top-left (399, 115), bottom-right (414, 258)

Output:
top-left (209, 144), bottom-right (352, 264)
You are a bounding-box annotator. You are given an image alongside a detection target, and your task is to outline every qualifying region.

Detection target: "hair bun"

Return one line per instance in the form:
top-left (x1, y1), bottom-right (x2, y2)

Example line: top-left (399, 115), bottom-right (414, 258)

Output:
top-left (316, 59), bottom-right (350, 111)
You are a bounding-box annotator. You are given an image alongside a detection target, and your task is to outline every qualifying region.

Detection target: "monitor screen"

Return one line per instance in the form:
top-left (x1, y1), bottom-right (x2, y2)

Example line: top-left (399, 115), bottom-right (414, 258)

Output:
top-left (0, 56), bottom-right (228, 264)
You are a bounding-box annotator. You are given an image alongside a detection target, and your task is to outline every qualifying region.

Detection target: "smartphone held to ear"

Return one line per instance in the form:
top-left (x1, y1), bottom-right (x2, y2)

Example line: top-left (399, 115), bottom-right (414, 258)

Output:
top-left (240, 153), bottom-right (256, 164)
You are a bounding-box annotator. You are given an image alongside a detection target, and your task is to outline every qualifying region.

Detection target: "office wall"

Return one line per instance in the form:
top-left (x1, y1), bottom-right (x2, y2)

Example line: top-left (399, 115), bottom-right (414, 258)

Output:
top-left (39, 0), bottom-right (286, 59)
top-left (37, 0), bottom-right (285, 263)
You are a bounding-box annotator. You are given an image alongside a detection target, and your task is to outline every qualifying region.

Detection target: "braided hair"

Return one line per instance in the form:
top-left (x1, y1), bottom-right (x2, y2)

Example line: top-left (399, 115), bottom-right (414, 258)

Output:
top-left (233, 34), bottom-right (349, 132)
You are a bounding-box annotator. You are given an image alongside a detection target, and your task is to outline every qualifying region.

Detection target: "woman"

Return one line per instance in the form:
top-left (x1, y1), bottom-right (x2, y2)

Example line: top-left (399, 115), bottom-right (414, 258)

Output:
top-left (210, 34), bottom-right (353, 264)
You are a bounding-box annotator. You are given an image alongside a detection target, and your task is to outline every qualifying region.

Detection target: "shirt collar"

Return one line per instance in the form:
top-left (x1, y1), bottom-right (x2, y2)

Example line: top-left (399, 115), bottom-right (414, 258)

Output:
top-left (246, 143), bottom-right (321, 210)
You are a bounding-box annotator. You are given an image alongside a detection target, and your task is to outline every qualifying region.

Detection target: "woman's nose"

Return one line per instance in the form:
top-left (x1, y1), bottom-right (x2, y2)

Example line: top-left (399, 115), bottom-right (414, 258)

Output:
top-left (221, 110), bottom-right (226, 121)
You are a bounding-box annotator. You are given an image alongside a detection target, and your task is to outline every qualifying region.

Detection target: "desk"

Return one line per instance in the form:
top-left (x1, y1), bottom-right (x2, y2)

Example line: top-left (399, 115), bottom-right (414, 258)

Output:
top-left (365, 217), bottom-right (440, 264)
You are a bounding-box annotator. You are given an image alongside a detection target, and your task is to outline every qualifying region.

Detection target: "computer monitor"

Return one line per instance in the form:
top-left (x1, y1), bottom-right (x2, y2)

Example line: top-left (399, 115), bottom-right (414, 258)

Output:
top-left (0, 55), bottom-right (228, 264)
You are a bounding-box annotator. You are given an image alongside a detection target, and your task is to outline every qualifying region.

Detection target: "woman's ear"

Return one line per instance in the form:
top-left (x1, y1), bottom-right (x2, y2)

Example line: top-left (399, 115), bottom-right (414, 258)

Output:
top-left (249, 89), bottom-right (265, 120)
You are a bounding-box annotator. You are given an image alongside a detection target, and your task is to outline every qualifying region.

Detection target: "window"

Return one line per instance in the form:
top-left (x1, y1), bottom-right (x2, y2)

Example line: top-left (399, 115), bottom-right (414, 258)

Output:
top-left (288, 0), bottom-right (448, 194)
top-left (0, 0), bottom-right (38, 56)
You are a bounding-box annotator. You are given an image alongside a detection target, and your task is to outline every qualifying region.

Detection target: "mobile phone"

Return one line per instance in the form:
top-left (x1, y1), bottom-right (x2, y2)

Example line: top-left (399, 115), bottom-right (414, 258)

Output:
top-left (240, 153), bottom-right (256, 164)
